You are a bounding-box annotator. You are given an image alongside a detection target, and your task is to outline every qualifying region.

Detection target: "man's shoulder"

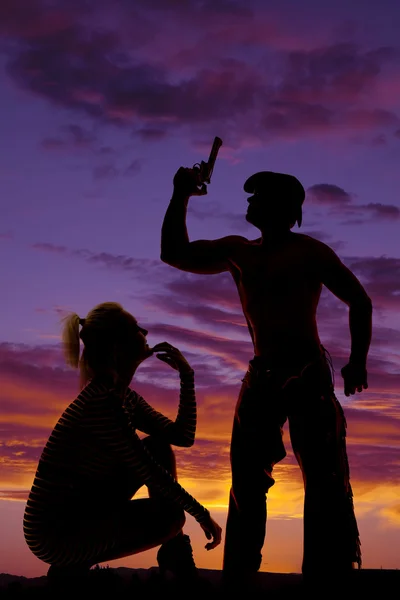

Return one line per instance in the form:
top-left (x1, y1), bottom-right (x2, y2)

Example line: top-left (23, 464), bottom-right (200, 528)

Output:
top-left (213, 234), bottom-right (250, 252)
top-left (293, 233), bottom-right (333, 252)
top-left (218, 234), bottom-right (249, 244)
top-left (292, 234), bottom-right (341, 271)
top-left (293, 232), bottom-right (321, 244)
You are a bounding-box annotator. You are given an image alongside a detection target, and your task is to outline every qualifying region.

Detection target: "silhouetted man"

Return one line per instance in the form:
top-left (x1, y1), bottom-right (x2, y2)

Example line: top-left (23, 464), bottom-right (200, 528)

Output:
top-left (160, 167), bottom-right (372, 589)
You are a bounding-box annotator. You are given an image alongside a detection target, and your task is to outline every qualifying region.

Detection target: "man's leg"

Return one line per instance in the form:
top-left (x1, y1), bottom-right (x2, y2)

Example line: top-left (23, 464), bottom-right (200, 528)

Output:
top-left (223, 371), bottom-right (287, 580)
top-left (287, 357), bottom-right (361, 585)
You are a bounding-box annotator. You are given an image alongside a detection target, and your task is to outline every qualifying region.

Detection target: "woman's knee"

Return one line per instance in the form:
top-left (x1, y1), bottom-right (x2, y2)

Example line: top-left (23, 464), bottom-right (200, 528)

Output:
top-left (171, 506), bottom-right (186, 536)
top-left (157, 503), bottom-right (186, 538)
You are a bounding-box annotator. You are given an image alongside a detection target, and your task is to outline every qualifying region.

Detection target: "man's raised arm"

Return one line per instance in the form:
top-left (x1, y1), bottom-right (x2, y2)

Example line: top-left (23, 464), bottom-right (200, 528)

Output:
top-left (160, 167), bottom-right (245, 275)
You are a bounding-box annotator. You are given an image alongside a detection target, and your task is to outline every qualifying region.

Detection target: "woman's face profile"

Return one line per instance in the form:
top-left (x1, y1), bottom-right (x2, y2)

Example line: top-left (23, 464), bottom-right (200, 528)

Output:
top-left (125, 314), bottom-right (152, 364)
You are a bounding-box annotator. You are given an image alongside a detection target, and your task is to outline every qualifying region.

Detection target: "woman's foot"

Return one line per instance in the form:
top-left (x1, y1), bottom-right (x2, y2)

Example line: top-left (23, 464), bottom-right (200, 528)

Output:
top-left (157, 534), bottom-right (198, 580)
top-left (47, 564), bottom-right (90, 590)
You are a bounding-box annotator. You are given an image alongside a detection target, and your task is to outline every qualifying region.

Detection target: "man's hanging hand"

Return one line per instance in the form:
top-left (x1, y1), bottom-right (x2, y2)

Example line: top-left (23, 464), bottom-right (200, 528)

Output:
top-left (341, 362), bottom-right (368, 397)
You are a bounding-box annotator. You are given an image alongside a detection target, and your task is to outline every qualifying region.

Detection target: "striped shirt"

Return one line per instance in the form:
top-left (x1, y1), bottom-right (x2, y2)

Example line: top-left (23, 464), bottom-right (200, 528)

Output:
top-left (23, 370), bottom-right (210, 544)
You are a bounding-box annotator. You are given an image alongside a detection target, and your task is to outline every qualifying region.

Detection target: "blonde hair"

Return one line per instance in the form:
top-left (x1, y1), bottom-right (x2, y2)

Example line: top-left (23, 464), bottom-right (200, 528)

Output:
top-left (60, 302), bottom-right (132, 390)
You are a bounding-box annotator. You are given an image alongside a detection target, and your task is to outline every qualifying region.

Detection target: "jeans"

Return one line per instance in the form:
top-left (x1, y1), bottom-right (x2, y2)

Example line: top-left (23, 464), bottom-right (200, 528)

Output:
top-left (222, 347), bottom-right (361, 576)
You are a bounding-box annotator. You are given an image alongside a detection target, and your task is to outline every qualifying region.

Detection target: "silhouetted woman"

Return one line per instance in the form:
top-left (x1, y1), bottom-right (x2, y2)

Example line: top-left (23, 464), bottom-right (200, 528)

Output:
top-left (23, 302), bottom-right (222, 585)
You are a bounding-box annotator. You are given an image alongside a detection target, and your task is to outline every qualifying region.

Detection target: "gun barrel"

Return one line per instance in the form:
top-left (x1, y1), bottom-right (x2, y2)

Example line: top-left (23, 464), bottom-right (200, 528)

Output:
top-left (206, 136), bottom-right (222, 180)
top-left (209, 137), bottom-right (222, 165)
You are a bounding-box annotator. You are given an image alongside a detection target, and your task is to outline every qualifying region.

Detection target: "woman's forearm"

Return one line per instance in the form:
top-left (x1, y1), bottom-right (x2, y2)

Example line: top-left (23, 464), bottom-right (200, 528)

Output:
top-left (173, 370), bottom-right (196, 447)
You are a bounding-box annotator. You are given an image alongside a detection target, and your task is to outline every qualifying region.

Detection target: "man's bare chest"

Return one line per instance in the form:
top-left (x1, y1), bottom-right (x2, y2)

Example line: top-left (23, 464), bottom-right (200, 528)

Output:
top-left (231, 244), bottom-right (313, 288)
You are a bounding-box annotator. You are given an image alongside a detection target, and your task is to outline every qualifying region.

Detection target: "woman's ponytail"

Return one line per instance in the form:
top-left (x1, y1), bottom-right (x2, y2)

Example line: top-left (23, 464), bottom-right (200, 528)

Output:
top-left (60, 312), bottom-right (81, 368)
top-left (60, 302), bottom-right (127, 390)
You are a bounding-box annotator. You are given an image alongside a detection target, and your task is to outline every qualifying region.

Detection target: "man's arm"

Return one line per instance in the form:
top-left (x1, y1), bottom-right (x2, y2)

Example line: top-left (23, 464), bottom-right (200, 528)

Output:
top-left (160, 168), bottom-right (246, 274)
top-left (318, 242), bottom-right (372, 362)
top-left (316, 242), bottom-right (372, 395)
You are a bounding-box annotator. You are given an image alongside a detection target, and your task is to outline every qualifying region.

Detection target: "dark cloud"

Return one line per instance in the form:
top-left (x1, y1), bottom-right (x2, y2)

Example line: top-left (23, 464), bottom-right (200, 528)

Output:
top-left (166, 272), bottom-right (241, 312)
top-left (371, 133), bottom-right (387, 146)
top-left (364, 203), bottom-right (400, 219)
top-left (344, 255), bottom-right (400, 311)
top-left (188, 202), bottom-right (255, 234)
top-left (32, 242), bottom-right (161, 274)
top-left (1, 2), bottom-right (398, 145)
top-left (92, 163), bottom-right (119, 180)
top-left (346, 442), bottom-right (400, 486)
top-left (148, 294), bottom-right (247, 337)
top-left (40, 123), bottom-right (143, 175)
top-left (0, 341), bottom-right (64, 369)
top-left (1, 315), bottom-right (400, 491)
top-left (98, 145), bottom-right (115, 155)
top-left (123, 158), bottom-right (143, 177)
top-left (307, 183), bottom-right (399, 223)
top-left (146, 322), bottom-right (253, 373)
top-left (41, 137), bottom-right (66, 150)
top-left (0, 342), bottom-right (75, 396)
top-left (63, 123), bottom-right (96, 146)
top-left (173, 439), bottom-right (231, 481)
top-left (262, 102), bottom-right (333, 137)
top-left (143, 264), bottom-right (400, 396)
top-left (85, 251), bottom-right (160, 273)
top-left (0, 0), bottom-right (76, 39)
top-left (137, 128), bottom-right (169, 142)
top-left (307, 184), bottom-right (353, 205)
top-left (281, 44), bottom-right (397, 102)
top-left (0, 441), bottom-right (43, 465)
top-left (257, 43), bottom-right (399, 140)
top-left (28, 237), bottom-right (400, 401)
top-left (31, 242), bottom-right (67, 254)
top-left (31, 235), bottom-right (400, 342)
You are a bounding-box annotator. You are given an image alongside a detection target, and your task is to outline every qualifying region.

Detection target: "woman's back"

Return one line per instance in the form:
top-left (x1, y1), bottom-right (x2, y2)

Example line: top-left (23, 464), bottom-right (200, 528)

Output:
top-left (24, 381), bottom-right (134, 529)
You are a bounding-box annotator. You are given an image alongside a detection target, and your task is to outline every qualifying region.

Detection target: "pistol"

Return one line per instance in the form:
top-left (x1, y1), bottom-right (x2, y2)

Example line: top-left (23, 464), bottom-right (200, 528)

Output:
top-left (193, 136), bottom-right (223, 194)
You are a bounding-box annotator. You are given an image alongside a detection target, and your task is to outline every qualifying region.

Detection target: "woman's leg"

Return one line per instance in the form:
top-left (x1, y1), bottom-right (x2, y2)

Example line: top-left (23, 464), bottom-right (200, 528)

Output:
top-left (42, 436), bottom-right (185, 569)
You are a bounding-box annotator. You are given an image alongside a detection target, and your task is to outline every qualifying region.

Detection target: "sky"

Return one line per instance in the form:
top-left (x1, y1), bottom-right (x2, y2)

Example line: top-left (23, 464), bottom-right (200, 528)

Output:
top-left (1, 0), bottom-right (400, 578)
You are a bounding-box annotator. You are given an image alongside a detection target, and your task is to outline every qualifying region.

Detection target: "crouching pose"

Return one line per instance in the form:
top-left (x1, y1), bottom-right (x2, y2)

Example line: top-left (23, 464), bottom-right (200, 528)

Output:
top-left (23, 302), bottom-right (222, 585)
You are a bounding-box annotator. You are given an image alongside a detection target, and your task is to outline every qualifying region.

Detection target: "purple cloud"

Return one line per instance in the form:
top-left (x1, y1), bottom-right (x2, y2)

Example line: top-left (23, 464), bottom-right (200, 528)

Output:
top-left (344, 255), bottom-right (400, 311)
top-left (123, 158), bottom-right (143, 177)
top-left (1, 338), bottom-right (399, 491)
top-left (307, 183), bottom-right (399, 222)
top-left (32, 242), bottom-right (161, 274)
top-left (2, 2), bottom-right (399, 145)
top-left (364, 203), bottom-right (400, 219)
top-left (137, 128), bottom-right (169, 142)
top-left (41, 123), bottom-right (97, 151)
top-left (307, 184), bottom-right (353, 205)
top-left (31, 235), bottom-right (400, 345)
top-left (92, 163), bottom-right (119, 180)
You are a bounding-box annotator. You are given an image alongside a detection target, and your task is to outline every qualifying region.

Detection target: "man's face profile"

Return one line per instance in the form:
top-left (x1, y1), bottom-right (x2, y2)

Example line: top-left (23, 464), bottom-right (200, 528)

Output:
top-left (246, 187), bottom-right (293, 229)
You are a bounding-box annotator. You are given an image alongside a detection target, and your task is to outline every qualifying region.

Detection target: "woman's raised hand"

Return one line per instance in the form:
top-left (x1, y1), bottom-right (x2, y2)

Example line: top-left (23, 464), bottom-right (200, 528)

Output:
top-left (151, 342), bottom-right (193, 375)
